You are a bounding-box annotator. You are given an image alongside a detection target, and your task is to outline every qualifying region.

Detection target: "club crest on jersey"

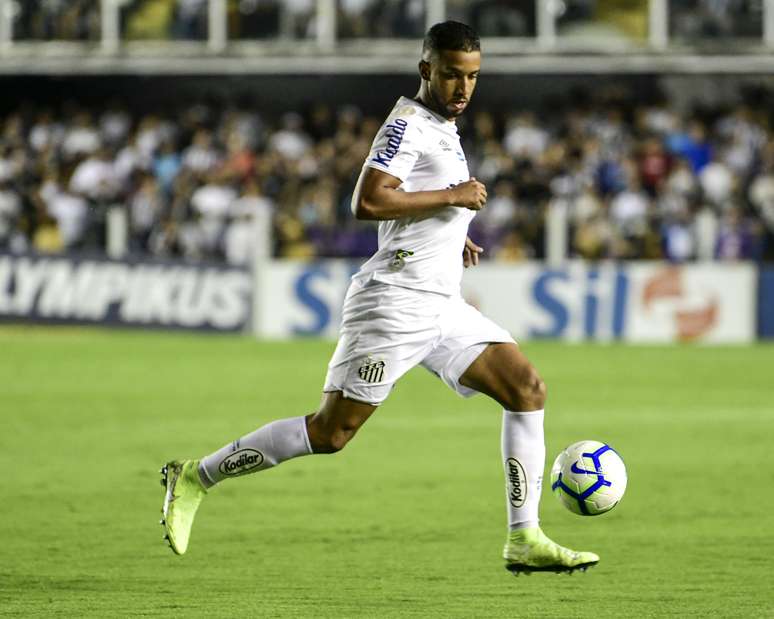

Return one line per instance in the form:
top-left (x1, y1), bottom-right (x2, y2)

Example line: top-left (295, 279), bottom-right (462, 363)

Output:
top-left (358, 356), bottom-right (386, 384)
top-left (389, 248), bottom-right (414, 271)
top-left (371, 118), bottom-right (408, 167)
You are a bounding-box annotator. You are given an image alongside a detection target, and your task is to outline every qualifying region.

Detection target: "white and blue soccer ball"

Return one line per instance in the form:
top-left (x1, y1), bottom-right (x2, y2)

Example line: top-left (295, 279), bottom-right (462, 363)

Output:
top-left (550, 440), bottom-right (627, 516)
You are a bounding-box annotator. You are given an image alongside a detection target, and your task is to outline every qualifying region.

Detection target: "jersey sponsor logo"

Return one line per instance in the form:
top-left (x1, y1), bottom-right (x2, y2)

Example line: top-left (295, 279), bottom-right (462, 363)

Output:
top-left (371, 118), bottom-right (408, 167)
top-left (439, 139), bottom-right (452, 151)
top-left (506, 457), bottom-right (527, 508)
top-left (219, 449), bottom-right (265, 476)
top-left (389, 248), bottom-right (414, 272)
top-left (358, 356), bottom-right (386, 384)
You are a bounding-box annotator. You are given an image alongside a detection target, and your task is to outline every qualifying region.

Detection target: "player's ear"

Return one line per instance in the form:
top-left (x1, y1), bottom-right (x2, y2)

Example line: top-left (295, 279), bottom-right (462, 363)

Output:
top-left (418, 59), bottom-right (431, 81)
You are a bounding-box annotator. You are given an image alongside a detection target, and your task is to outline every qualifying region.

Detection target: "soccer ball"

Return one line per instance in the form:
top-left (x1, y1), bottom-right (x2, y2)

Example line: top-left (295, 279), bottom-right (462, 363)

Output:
top-left (550, 440), bottom-right (627, 516)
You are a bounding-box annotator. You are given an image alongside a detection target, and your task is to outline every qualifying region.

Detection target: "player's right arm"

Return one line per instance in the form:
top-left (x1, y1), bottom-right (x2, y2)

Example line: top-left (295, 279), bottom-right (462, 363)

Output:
top-left (353, 168), bottom-right (487, 221)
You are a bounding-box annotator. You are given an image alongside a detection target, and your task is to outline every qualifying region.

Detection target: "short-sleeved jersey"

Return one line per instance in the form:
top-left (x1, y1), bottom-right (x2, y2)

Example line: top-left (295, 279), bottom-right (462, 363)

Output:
top-left (351, 96), bottom-right (474, 296)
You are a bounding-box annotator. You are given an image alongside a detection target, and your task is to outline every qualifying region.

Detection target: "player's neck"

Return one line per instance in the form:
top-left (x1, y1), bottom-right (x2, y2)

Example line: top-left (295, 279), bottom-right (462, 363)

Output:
top-left (414, 88), bottom-right (455, 123)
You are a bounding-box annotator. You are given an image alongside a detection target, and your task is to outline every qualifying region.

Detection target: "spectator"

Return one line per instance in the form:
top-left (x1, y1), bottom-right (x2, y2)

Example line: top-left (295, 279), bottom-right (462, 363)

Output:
top-left (224, 179), bottom-right (274, 266)
top-left (716, 206), bottom-right (758, 260)
top-left (61, 112), bottom-right (101, 160)
top-left (665, 120), bottom-right (712, 173)
top-left (610, 173), bottom-right (650, 237)
top-left (190, 172), bottom-right (237, 257)
top-left (69, 148), bottom-right (119, 203)
top-left (115, 133), bottom-right (152, 185)
top-left (504, 112), bottom-right (549, 161)
top-left (154, 140), bottom-right (183, 195)
top-left (183, 129), bottom-right (221, 175)
top-left (699, 157), bottom-right (735, 209)
top-left (129, 174), bottom-right (164, 251)
top-left (0, 180), bottom-right (22, 250)
top-left (662, 209), bottom-right (696, 262)
top-left (269, 113), bottom-right (312, 161)
top-left (638, 136), bottom-right (671, 195)
top-left (46, 190), bottom-right (89, 250)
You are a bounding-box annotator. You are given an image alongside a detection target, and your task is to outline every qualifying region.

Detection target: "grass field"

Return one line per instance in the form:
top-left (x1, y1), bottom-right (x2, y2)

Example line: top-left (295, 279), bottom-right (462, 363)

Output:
top-left (1, 326), bottom-right (773, 618)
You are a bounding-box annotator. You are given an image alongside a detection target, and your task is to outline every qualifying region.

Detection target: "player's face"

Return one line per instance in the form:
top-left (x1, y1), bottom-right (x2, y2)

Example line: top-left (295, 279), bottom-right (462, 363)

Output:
top-left (422, 49), bottom-right (481, 120)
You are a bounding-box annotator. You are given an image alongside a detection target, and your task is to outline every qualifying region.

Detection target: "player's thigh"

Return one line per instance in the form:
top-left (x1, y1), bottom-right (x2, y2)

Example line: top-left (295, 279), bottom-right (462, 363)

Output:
top-left (458, 342), bottom-right (546, 411)
top-left (421, 297), bottom-right (513, 397)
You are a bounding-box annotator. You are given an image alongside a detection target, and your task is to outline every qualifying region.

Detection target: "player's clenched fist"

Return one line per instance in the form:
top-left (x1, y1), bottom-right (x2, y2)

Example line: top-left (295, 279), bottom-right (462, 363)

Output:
top-left (450, 177), bottom-right (487, 210)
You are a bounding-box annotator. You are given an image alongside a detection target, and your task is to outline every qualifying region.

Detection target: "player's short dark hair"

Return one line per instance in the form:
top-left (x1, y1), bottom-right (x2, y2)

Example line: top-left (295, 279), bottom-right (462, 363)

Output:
top-left (422, 21), bottom-right (480, 59)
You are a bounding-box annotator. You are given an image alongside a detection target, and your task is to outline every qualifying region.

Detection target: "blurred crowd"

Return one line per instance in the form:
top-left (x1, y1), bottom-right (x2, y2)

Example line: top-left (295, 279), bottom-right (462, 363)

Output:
top-left (8, 0), bottom-right (518, 41)
top-left (1, 84), bottom-right (774, 265)
top-left (8, 0), bottom-right (760, 42)
top-left (669, 0), bottom-right (762, 41)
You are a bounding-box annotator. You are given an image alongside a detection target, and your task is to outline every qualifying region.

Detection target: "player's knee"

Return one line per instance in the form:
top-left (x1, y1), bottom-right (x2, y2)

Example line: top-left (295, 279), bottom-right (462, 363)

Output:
top-left (307, 419), bottom-right (354, 454)
top-left (324, 428), bottom-right (352, 453)
top-left (532, 375), bottom-right (547, 409)
top-left (507, 369), bottom-right (546, 412)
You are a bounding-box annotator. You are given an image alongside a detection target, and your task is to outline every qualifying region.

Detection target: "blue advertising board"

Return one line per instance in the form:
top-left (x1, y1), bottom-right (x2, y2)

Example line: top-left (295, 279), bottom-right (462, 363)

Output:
top-left (758, 268), bottom-right (774, 339)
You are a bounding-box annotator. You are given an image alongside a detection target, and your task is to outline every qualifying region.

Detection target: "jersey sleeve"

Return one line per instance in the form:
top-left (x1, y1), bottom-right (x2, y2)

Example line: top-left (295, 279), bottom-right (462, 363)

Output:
top-left (364, 114), bottom-right (423, 183)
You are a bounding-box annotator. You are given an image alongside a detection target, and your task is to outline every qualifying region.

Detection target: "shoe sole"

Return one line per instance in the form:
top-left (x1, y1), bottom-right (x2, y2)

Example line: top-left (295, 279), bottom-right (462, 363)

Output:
top-left (159, 463), bottom-right (180, 555)
top-left (505, 561), bottom-right (598, 575)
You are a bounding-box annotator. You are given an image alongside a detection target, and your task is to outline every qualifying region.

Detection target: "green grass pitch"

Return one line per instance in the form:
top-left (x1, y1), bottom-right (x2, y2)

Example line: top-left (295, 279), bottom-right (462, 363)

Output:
top-left (1, 326), bottom-right (773, 618)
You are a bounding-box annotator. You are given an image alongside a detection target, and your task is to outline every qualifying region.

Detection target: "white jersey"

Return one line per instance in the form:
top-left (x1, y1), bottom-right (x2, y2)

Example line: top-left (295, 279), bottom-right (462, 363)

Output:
top-left (352, 96), bottom-right (474, 296)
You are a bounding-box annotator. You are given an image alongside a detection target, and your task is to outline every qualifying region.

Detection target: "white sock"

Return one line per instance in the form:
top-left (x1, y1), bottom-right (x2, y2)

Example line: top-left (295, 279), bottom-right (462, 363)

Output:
top-left (198, 415), bottom-right (312, 488)
top-left (502, 409), bottom-right (545, 531)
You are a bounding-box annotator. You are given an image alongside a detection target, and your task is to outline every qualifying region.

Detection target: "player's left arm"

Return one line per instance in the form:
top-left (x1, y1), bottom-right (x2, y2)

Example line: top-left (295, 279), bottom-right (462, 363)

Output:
top-left (463, 236), bottom-right (483, 268)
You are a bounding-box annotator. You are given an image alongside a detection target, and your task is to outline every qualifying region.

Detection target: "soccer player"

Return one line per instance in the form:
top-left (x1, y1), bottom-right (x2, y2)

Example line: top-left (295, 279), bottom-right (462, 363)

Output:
top-left (161, 20), bottom-right (599, 574)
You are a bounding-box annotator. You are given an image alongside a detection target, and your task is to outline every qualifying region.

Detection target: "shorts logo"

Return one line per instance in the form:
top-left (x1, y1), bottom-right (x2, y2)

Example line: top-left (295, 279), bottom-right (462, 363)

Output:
top-left (389, 248), bottom-right (414, 271)
top-left (219, 449), bottom-right (264, 476)
top-left (358, 356), bottom-right (386, 384)
top-left (506, 457), bottom-right (527, 508)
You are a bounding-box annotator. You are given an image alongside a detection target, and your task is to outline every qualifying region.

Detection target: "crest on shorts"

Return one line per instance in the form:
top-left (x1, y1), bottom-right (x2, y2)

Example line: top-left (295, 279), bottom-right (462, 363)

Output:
top-left (358, 356), bottom-right (386, 384)
top-left (389, 249), bottom-right (414, 272)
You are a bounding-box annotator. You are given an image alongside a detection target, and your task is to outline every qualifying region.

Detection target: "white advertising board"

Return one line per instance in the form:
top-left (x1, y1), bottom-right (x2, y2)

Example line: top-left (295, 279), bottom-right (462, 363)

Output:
top-left (257, 260), bottom-right (756, 343)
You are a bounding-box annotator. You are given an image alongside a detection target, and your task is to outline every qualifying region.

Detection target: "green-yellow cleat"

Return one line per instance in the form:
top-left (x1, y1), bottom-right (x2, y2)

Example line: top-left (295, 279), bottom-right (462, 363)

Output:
top-left (159, 460), bottom-right (207, 555)
top-left (503, 527), bottom-right (599, 575)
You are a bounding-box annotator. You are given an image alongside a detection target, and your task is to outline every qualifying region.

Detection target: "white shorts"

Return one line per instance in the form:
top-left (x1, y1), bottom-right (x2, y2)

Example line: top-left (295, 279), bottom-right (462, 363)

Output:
top-left (323, 279), bottom-right (515, 405)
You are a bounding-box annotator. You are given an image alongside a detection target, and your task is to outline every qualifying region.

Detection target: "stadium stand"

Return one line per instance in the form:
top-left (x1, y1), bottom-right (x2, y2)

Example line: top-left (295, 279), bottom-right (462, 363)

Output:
top-left (1, 0), bottom-right (772, 264)
top-left (0, 84), bottom-right (772, 263)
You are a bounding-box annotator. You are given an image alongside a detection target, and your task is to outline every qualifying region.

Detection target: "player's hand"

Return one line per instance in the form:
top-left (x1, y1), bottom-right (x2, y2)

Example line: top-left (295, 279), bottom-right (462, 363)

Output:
top-left (463, 236), bottom-right (483, 268)
top-left (451, 177), bottom-right (487, 211)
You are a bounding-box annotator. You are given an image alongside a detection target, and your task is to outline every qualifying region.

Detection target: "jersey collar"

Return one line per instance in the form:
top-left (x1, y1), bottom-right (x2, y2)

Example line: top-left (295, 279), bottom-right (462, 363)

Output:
top-left (399, 96), bottom-right (458, 130)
